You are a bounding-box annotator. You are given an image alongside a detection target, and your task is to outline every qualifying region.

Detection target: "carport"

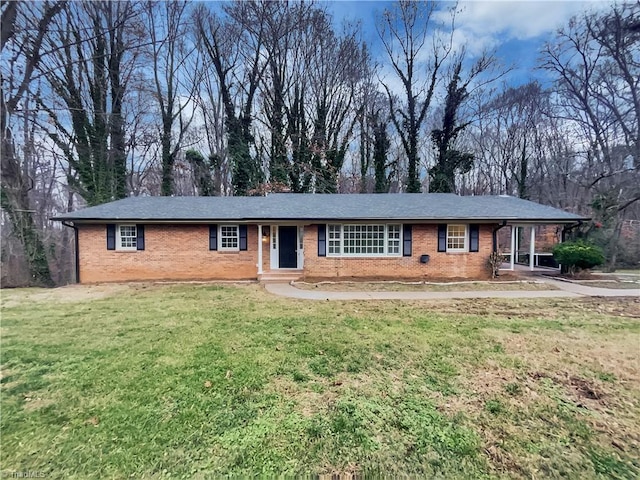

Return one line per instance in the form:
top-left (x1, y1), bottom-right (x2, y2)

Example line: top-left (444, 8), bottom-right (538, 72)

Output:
top-left (498, 222), bottom-right (582, 272)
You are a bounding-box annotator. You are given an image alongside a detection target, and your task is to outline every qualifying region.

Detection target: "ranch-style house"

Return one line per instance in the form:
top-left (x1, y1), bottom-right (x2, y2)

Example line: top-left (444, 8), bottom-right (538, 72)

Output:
top-left (53, 193), bottom-right (587, 283)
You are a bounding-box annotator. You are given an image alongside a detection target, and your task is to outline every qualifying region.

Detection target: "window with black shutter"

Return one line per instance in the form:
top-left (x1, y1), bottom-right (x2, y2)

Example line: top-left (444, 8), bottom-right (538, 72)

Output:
top-left (317, 224), bottom-right (326, 257)
top-left (239, 225), bottom-right (248, 251)
top-left (136, 225), bottom-right (145, 250)
top-left (209, 224), bottom-right (218, 250)
top-left (106, 224), bottom-right (116, 250)
top-left (469, 224), bottom-right (479, 252)
top-left (437, 224), bottom-right (447, 252)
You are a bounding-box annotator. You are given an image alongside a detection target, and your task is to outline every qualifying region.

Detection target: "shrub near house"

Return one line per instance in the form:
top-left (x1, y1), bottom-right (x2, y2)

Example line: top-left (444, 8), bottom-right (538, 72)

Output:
top-left (553, 241), bottom-right (605, 276)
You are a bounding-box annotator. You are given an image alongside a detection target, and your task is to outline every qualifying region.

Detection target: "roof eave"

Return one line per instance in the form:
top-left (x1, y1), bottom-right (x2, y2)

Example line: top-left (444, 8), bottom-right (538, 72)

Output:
top-left (53, 216), bottom-right (590, 224)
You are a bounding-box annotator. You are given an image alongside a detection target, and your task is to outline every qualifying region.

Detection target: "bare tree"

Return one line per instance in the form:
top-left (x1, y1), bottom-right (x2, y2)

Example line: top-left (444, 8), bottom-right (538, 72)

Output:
top-left (196, 87), bottom-right (228, 196)
top-left (143, 0), bottom-right (200, 196)
top-left (541, 2), bottom-right (640, 270)
top-left (307, 19), bottom-right (369, 193)
top-left (37, 1), bottom-right (142, 206)
top-left (467, 82), bottom-right (542, 197)
top-left (253, 2), bottom-right (371, 194)
top-left (1, 0), bottom-right (65, 286)
top-left (123, 80), bottom-right (162, 196)
top-left (194, 2), bottom-right (266, 196)
top-left (257, 1), bottom-right (297, 187)
top-left (353, 80), bottom-right (389, 193)
top-left (465, 81), bottom-right (588, 210)
top-left (377, 0), bottom-right (452, 192)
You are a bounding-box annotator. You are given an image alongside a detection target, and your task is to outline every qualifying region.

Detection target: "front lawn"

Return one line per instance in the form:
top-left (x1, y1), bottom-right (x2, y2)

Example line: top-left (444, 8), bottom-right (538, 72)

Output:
top-left (1, 284), bottom-right (639, 478)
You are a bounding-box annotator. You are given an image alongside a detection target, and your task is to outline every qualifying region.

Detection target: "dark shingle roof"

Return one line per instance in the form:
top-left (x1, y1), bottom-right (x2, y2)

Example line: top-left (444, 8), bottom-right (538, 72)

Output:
top-left (52, 193), bottom-right (587, 223)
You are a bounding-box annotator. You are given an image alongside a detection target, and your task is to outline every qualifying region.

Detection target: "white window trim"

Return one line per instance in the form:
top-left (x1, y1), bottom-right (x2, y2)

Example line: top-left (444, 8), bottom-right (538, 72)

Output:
top-left (326, 223), bottom-right (402, 257)
top-left (270, 225), bottom-right (278, 269)
top-left (446, 224), bottom-right (468, 252)
top-left (116, 224), bottom-right (137, 251)
top-left (218, 224), bottom-right (240, 251)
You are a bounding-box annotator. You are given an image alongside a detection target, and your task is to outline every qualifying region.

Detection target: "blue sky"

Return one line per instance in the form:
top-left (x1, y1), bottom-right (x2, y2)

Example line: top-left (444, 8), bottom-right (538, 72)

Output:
top-left (322, 0), bottom-right (609, 86)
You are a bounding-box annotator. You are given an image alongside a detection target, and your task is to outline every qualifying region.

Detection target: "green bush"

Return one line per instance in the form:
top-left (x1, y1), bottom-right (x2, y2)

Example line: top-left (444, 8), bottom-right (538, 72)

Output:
top-left (552, 241), bottom-right (605, 276)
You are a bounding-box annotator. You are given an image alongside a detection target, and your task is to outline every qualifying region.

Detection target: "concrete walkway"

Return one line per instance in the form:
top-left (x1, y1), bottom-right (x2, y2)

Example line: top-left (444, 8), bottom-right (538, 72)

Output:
top-left (265, 278), bottom-right (639, 301)
top-left (538, 277), bottom-right (639, 297)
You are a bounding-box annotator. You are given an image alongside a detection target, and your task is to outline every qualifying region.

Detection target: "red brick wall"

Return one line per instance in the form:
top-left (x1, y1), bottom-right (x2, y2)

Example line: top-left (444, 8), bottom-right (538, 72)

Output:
top-left (302, 224), bottom-right (495, 280)
top-left (77, 222), bottom-right (496, 283)
top-left (77, 224), bottom-right (260, 283)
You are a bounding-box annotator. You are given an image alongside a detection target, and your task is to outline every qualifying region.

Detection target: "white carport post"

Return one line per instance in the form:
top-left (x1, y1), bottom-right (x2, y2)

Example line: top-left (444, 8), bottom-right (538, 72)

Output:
top-left (509, 225), bottom-right (515, 270)
top-left (257, 224), bottom-right (263, 275)
top-left (529, 226), bottom-right (536, 271)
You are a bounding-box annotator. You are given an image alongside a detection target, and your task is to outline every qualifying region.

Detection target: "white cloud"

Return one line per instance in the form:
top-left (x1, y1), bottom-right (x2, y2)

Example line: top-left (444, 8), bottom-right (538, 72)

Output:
top-left (329, 1), bottom-right (613, 92)
top-left (442, 1), bottom-right (609, 44)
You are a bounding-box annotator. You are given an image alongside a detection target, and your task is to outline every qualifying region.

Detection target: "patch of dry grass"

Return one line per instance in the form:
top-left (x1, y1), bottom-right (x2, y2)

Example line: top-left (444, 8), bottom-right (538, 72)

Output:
top-left (294, 280), bottom-right (558, 292)
top-left (574, 280), bottom-right (640, 289)
top-left (0, 283), bottom-right (133, 307)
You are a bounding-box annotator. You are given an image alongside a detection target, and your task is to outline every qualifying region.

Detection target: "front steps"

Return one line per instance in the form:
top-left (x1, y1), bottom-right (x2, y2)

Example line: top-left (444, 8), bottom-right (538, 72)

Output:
top-left (259, 269), bottom-right (303, 283)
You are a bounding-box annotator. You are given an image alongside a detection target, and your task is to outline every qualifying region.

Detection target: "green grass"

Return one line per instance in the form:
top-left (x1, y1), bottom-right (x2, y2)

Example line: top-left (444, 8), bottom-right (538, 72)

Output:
top-left (1, 284), bottom-right (639, 478)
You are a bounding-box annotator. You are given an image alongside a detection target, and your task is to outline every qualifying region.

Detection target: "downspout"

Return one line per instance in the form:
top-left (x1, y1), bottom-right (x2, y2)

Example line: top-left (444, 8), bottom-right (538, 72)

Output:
top-left (489, 220), bottom-right (509, 277)
top-left (62, 221), bottom-right (79, 284)
top-left (561, 221), bottom-right (582, 242)
top-left (560, 221), bottom-right (582, 274)
top-left (492, 220), bottom-right (508, 252)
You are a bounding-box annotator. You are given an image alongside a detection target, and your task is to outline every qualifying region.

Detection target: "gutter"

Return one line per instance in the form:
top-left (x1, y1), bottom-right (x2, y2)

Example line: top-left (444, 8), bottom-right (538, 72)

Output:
top-left (492, 220), bottom-right (508, 253)
top-left (52, 217), bottom-right (590, 224)
top-left (61, 221), bottom-right (79, 284)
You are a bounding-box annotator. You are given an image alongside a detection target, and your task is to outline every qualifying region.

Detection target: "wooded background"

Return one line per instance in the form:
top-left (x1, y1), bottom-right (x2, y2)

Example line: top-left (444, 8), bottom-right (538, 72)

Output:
top-left (1, 0), bottom-right (638, 286)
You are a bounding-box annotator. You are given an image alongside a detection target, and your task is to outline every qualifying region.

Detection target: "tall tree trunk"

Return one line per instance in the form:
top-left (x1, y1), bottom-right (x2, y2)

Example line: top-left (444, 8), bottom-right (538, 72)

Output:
top-left (0, 1), bottom-right (62, 285)
top-left (518, 137), bottom-right (528, 199)
top-left (603, 215), bottom-right (624, 272)
top-left (0, 128), bottom-right (53, 286)
top-left (373, 116), bottom-right (390, 193)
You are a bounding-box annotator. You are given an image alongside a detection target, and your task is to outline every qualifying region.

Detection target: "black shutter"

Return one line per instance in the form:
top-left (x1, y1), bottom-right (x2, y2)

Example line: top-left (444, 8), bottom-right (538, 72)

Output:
top-left (239, 225), bottom-right (248, 251)
top-left (106, 224), bottom-right (116, 250)
top-left (136, 224), bottom-right (145, 250)
top-left (317, 224), bottom-right (326, 257)
top-left (438, 224), bottom-right (447, 252)
top-left (402, 224), bottom-right (412, 257)
top-left (469, 224), bottom-right (479, 252)
top-left (209, 224), bottom-right (218, 250)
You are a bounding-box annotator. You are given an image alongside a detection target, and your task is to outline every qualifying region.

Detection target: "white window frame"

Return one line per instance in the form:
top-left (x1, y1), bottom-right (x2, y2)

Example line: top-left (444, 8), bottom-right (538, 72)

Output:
top-left (446, 224), bottom-right (468, 252)
top-left (270, 225), bottom-right (278, 269)
top-left (387, 224), bottom-right (401, 255)
top-left (326, 224), bottom-right (402, 257)
top-left (328, 224), bottom-right (342, 255)
top-left (117, 224), bottom-right (137, 251)
top-left (219, 224), bottom-right (239, 251)
top-left (297, 226), bottom-right (305, 269)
